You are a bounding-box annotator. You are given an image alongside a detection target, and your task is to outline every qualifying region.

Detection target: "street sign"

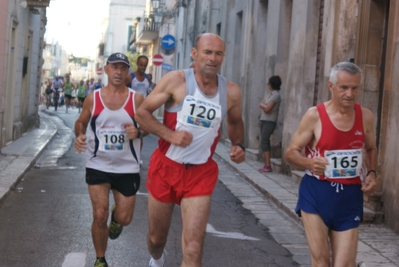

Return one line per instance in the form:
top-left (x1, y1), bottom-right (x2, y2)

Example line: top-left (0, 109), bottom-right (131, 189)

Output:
top-left (96, 68), bottom-right (103, 75)
top-left (162, 64), bottom-right (173, 71)
top-left (161, 34), bottom-right (176, 50)
top-left (153, 54), bottom-right (164, 66)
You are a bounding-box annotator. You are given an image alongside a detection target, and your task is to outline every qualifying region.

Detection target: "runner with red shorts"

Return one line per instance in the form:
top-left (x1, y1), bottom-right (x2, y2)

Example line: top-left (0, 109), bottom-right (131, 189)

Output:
top-left (136, 33), bottom-right (246, 267)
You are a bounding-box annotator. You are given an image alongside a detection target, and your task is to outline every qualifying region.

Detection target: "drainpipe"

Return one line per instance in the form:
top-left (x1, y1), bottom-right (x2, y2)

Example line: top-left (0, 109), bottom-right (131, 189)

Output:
top-left (192, 0), bottom-right (198, 45)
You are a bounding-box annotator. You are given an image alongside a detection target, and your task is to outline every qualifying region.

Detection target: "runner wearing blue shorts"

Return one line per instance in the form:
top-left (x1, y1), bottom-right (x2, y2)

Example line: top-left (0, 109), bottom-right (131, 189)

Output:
top-left (285, 61), bottom-right (377, 267)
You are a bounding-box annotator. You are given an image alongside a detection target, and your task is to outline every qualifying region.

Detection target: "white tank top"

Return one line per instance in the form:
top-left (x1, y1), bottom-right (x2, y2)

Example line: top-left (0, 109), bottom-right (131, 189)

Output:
top-left (86, 89), bottom-right (141, 173)
top-left (159, 68), bottom-right (227, 164)
top-left (131, 74), bottom-right (150, 97)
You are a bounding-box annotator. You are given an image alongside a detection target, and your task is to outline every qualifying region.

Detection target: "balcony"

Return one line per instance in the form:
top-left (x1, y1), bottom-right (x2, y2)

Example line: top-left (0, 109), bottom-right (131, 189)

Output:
top-left (25, 0), bottom-right (50, 7)
top-left (135, 15), bottom-right (160, 45)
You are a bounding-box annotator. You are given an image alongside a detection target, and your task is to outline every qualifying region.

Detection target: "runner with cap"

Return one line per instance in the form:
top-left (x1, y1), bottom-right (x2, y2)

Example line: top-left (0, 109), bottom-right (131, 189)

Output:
top-left (74, 52), bottom-right (145, 267)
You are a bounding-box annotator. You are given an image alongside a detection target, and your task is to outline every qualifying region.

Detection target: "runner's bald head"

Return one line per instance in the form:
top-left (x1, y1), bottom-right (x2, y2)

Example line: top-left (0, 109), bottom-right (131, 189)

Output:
top-left (193, 33), bottom-right (225, 51)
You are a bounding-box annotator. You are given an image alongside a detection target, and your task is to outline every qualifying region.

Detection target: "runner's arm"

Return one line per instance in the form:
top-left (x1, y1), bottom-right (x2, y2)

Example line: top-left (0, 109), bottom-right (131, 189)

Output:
top-left (126, 92), bottom-right (148, 139)
top-left (226, 81), bottom-right (245, 163)
top-left (74, 93), bottom-right (93, 152)
top-left (136, 70), bottom-right (193, 147)
top-left (361, 108), bottom-right (377, 194)
top-left (285, 107), bottom-right (328, 175)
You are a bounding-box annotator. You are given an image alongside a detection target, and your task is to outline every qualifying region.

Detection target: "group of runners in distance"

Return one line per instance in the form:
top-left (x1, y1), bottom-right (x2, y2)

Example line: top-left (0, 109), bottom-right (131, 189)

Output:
top-left (44, 76), bottom-right (104, 113)
top-left (72, 32), bottom-right (377, 267)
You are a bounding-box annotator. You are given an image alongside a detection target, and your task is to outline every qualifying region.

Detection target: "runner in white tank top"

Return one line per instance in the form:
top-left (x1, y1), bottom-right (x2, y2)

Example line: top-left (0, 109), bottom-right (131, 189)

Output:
top-left (74, 52), bottom-right (145, 267)
top-left (135, 33), bottom-right (246, 267)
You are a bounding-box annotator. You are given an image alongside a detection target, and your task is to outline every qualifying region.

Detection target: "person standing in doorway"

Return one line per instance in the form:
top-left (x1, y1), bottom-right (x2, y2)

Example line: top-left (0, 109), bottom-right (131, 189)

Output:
top-left (74, 53), bottom-right (145, 267)
top-left (258, 75), bottom-right (282, 172)
top-left (285, 61), bottom-right (377, 267)
top-left (136, 33), bottom-right (245, 267)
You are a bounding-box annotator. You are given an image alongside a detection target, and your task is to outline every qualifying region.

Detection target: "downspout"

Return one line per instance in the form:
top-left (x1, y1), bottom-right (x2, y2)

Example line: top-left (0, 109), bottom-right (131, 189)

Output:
top-left (192, 0), bottom-right (198, 45)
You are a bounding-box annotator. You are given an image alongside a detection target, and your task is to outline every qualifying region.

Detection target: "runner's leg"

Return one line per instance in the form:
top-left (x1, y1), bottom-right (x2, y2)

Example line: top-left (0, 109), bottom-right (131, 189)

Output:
top-left (180, 195), bottom-right (212, 267)
top-left (111, 189), bottom-right (136, 225)
top-left (301, 211), bottom-right (331, 267)
top-left (330, 228), bottom-right (358, 267)
top-left (88, 183), bottom-right (111, 258)
top-left (147, 193), bottom-right (174, 260)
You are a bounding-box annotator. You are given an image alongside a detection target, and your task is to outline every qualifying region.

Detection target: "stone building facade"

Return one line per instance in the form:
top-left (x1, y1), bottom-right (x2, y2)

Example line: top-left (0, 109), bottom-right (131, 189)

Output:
top-left (173, 0), bottom-right (399, 233)
top-left (0, 0), bottom-right (48, 147)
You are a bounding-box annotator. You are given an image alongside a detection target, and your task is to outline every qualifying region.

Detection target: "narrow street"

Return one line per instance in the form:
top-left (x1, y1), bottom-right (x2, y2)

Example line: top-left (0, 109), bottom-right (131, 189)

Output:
top-left (0, 105), bottom-right (299, 267)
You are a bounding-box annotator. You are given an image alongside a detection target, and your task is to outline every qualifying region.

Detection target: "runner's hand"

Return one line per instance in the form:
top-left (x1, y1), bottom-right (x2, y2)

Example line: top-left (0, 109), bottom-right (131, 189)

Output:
top-left (309, 157), bottom-right (329, 176)
top-left (362, 173), bottom-right (377, 195)
top-left (75, 134), bottom-right (87, 153)
top-left (171, 131), bottom-right (193, 147)
top-left (230, 145), bottom-right (245, 163)
top-left (125, 123), bottom-right (139, 140)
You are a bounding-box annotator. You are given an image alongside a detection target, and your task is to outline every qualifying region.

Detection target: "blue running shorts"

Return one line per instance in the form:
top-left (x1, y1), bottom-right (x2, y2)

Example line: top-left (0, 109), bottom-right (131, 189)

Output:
top-left (295, 174), bottom-right (363, 231)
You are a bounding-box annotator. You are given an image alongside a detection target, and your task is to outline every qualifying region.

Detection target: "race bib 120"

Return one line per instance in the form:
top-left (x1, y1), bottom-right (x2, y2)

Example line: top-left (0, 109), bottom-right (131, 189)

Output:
top-left (178, 96), bottom-right (222, 129)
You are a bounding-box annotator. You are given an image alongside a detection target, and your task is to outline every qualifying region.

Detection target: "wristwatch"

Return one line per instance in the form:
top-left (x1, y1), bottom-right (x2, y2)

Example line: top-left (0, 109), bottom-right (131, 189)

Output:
top-left (137, 130), bottom-right (143, 139)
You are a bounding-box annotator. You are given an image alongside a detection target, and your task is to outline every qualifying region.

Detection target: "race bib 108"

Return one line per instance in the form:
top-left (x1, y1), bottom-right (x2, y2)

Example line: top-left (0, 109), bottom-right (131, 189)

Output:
top-left (98, 128), bottom-right (127, 151)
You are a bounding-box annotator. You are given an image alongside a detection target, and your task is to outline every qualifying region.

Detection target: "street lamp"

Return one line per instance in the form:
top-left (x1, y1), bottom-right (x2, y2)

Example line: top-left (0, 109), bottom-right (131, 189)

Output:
top-left (154, 13), bottom-right (163, 24)
top-left (152, 0), bottom-right (159, 9)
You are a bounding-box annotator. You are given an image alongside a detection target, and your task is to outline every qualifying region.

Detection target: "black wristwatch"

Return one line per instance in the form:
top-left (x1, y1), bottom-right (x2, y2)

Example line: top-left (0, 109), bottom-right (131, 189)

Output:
top-left (234, 143), bottom-right (245, 152)
top-left (137, 130), bottom-right (143, 139)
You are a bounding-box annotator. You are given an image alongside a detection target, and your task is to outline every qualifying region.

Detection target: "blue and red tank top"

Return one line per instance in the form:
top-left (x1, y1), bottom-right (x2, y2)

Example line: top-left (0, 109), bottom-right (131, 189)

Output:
top-left (86, 88), bottom-right (141, 173)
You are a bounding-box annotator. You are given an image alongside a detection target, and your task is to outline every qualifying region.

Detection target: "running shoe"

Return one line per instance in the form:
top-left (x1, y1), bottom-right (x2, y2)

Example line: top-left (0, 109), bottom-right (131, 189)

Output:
top-left (108, 205), bottom-right (123, 240)
top-left (94, 258), bottom-right (108, 267)
top-left (149, 250), bottom-right (167, 267)
top-left (258, 165), bottom-right (272, 172)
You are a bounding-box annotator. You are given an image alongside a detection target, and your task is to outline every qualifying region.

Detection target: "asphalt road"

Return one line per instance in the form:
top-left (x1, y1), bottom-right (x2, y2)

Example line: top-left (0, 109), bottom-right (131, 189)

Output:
top-left (0, 106), bottom-right (299, 267)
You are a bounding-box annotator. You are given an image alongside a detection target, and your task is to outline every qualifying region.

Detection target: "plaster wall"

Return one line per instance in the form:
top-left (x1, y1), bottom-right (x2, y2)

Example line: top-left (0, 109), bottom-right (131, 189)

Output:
top-left (281, 0), bottom-right (320, 171)
top-left (0, 1), bottom-right (45, 144)
top-left (381, 0), bottom-right (399, 233)
top-left (0, 0), bottom-right (7, 113)
top-left (107, 0), bottom-right (144, 55)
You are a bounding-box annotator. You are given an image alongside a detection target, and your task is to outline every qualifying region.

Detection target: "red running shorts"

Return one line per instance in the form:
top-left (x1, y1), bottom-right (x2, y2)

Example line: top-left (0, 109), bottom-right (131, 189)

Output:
top-left (146, 148), bottom-right (219, 205)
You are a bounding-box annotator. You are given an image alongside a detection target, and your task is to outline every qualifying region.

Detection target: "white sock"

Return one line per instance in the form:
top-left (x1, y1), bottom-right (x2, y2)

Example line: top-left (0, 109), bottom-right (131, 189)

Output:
top-left (151, 252), bottom-right (165, 267)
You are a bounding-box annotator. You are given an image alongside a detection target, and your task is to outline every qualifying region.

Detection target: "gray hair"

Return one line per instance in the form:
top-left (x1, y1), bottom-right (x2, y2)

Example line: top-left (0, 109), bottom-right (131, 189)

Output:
top-left (329, 62), bottom-right (362, 85)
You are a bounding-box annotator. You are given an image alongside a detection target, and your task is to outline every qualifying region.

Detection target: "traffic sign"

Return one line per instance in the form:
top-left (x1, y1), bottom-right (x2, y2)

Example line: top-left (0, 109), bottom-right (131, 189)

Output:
top-left (161, 34), bottom-right (176, 50)
top-left (96, 68), bottom-right (103, 75)
top-left (162, 64), bottom-right (173, 71)
top-left (153, 54), bottom-right (163, 66)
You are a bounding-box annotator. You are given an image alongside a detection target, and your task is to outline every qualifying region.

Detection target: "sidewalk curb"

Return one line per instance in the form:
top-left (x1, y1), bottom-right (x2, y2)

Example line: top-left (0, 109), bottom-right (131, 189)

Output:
top-left (0, 111), bottom-right (57, 202)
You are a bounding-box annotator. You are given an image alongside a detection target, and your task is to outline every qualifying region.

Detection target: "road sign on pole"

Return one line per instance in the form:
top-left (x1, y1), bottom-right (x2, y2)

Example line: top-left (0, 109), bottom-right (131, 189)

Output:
top-left (162, 64), bottom-right (173, 71)
top-left (96, 68), bottom-right (103, 75)
top-left (161, 34), bottom-right (176, 50)
top-left (153, 54), bottom-right (164, 66)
